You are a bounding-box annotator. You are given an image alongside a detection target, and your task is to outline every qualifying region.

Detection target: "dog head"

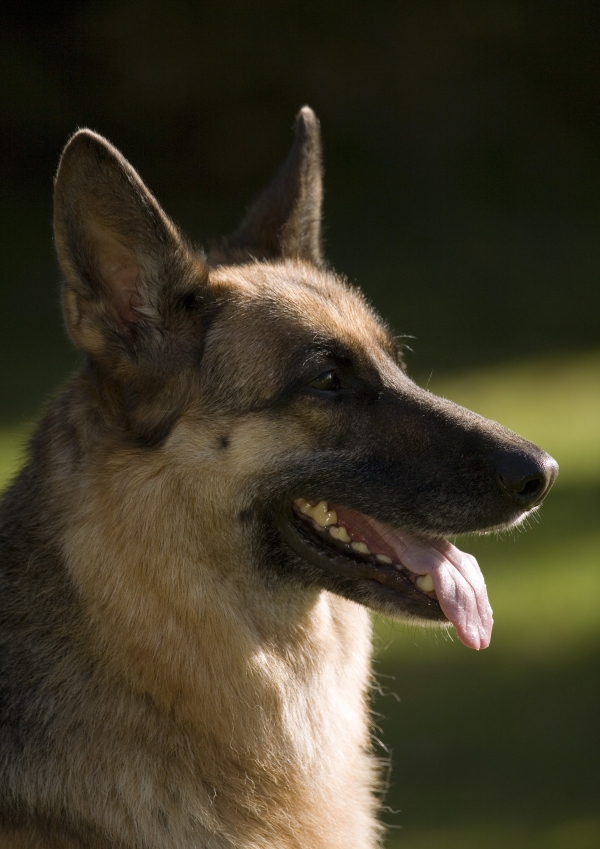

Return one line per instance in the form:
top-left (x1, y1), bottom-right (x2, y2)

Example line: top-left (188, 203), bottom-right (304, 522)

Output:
top-left (54, 108), bottom-right (557, 650)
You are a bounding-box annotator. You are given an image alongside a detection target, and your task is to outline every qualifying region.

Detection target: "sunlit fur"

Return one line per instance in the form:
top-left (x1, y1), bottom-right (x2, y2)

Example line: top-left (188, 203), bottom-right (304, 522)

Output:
top-left (0, 109), bottom-right (554, 848)
top-left (0, 111), bottom-right (385, 849)
top-left (0, 269), bottom-right (384, 849)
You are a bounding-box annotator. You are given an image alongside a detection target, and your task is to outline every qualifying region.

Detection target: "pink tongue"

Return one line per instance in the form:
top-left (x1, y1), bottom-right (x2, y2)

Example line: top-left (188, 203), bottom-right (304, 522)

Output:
top-left (334, 507), bottom-right (493, 650)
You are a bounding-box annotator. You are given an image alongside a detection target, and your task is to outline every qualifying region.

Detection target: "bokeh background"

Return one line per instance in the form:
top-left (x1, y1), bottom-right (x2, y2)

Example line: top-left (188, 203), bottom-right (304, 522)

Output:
top-left (1, 2), bottom-right (599, 846)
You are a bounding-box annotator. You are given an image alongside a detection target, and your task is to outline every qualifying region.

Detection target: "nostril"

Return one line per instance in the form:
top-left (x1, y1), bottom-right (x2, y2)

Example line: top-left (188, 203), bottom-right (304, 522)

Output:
top-left (494, 449), bottom-right (558, 507)
top-left (497, 472), bottom-right (543, 501)
top-left (515, 476), bottom-right (543, 499)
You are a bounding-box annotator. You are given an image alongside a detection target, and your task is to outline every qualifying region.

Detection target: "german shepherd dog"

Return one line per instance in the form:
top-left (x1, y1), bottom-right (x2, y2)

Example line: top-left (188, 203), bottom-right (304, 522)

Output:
top-left (0, 108), bottom-right (557, 848)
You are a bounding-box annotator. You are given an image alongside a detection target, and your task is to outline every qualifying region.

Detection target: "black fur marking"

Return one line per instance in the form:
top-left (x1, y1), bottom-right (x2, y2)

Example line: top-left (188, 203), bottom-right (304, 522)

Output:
top-left (175, 288), bottom-right (203, 312)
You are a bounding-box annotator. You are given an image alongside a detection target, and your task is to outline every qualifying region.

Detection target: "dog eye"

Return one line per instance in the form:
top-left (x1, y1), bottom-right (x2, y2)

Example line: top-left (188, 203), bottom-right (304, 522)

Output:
top-left (308, 369), bottom-right (341, 392)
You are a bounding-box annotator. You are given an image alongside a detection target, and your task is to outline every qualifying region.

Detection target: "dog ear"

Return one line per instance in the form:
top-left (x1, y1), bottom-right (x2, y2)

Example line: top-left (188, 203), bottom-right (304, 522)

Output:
top-left (54, 129), bottom-right (202, 358)
top-left (216, 106), bottom-right (323, 265)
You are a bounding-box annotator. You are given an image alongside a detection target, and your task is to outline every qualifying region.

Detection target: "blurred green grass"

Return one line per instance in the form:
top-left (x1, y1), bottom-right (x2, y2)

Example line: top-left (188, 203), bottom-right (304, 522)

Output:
top-left (0, 426), bottom-right (30, 487)
top-left (1, 351), bottom-right (598, 847)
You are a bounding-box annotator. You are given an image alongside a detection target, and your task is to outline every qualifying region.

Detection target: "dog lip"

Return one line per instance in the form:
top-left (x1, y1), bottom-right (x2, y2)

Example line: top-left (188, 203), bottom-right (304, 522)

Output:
top-left (277, 497), bottom-right (495, 650)
top-left (276, 498), bottom-right (447, 624)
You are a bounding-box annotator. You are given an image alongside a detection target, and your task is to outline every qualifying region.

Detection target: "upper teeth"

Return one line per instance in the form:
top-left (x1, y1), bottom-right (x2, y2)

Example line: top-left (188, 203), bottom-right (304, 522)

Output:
top-left (329, 525), bottom-right (351, 543)
top-left (292, 498), bottom-right (435, 596)
top-left (295, 499), bottom-right (338, 527)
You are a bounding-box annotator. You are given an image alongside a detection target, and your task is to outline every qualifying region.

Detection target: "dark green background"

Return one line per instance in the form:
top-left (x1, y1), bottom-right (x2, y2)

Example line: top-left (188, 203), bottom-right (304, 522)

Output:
top-left (2, 0), bottom-right (599, 420)
top-left (1, 3), bottom-right (599, 847)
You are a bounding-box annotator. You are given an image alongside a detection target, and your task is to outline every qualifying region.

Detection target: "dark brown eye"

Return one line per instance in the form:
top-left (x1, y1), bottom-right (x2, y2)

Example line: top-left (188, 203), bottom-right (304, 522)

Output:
top-left (309, 369), bottom-right (341, 392)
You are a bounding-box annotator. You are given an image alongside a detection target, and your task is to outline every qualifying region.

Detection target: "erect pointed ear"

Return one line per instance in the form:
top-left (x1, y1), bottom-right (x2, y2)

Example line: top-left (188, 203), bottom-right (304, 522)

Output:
top-left (54, 129), bottom-right (202, 358)
top-left (215, 106), bottom-right (323, 265)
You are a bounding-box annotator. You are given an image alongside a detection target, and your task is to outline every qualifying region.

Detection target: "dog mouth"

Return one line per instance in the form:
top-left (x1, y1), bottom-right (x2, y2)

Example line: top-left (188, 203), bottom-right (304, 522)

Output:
top-left (284, 498), bottom-right (493, 650)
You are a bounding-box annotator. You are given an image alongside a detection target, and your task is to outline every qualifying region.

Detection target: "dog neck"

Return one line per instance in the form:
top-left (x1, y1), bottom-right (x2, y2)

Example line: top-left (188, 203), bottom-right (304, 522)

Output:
top-left (45, 394), bottom-right (380, 848)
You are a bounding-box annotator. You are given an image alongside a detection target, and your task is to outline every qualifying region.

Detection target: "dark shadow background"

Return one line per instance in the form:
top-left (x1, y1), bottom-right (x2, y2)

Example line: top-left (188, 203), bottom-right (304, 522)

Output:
top-left (2, 0), bottom-right (599, 420)
top-left (1, 3), bottom-right (599, 847)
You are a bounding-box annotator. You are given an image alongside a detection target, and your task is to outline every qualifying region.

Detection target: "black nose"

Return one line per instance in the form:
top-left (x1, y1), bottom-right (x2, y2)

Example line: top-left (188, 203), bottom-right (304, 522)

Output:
top-left (494, 448), bottom-right (559, 508)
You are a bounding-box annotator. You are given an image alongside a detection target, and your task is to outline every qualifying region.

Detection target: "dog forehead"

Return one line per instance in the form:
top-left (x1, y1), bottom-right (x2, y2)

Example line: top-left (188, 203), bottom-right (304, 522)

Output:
top-left (209, 260), bottom-right (392, 360)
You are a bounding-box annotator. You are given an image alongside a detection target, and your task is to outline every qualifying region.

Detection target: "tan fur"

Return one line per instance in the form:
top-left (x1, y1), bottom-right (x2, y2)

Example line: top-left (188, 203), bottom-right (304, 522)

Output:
top-left (0, 256), bottom-right (385, 846)
top-left (54, 266), bottom-right (383, 848)
top-left (5, 370), bottom-right (379, 848)
top-left (0, 109), bottom-right (557, 848)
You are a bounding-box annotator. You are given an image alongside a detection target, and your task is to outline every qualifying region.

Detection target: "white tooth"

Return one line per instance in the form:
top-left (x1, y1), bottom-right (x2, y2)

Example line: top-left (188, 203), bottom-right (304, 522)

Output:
top-left (329, 525), bottom-right (351, 543)
top-left (351, 542), bottom-right (370, 555)
top-left (310, 501), bottom-right (337, 527)
top-left (294, 498), bottom-right (314, 515)
top-left (416, 574), bottom-right (435, 593)
top-left (376, 554), bottom-right (392, 564)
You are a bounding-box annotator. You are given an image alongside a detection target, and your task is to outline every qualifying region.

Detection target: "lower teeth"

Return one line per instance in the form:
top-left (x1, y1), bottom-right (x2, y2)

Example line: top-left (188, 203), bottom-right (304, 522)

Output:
top-left (416, 574), bottom-right (435, 593)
